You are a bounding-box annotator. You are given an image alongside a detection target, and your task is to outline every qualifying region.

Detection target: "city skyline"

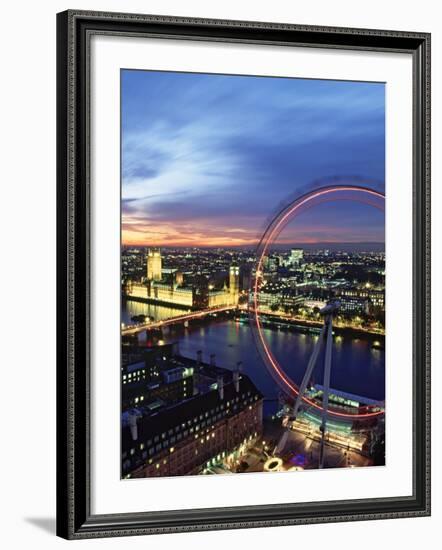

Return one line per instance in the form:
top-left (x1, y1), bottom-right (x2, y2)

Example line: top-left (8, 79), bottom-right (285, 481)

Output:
top-left (120, 71), bottom-right (386, 478)
top-left (121, 245), bottom-right (386, 477)
top-left (122, 242), bottom-right (385, 252)
top-left (122, 70), bottom-right (385, 247)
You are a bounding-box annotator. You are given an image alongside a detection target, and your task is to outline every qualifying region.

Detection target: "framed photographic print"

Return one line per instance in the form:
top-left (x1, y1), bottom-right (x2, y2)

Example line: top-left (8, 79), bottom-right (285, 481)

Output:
top-left (56, 10), bottom-right (431, 539)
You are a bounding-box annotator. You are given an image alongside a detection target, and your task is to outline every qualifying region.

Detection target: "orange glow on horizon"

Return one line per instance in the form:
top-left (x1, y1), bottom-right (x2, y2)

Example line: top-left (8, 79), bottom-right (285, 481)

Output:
top-left (121, 229), bottom-right (382, 248)
top-left (122, 196), bottom-right (384, 248)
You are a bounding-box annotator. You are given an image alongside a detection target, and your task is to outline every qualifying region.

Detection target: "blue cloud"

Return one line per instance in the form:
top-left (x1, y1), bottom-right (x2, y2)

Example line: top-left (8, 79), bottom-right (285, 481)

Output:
top-left (121, 69), bottom-right (385, 244)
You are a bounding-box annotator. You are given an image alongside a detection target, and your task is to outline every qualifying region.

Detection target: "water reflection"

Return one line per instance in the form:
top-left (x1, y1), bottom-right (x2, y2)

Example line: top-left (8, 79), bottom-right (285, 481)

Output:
top-left (122, 301), bottom-right (385, 403)
top-left (122, 299), bottom-right (187, 324)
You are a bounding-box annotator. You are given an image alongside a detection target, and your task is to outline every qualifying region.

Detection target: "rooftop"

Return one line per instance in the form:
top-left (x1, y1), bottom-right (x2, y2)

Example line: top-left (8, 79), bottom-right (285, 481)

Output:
top-left (122, 372), bottom-right (263, 451)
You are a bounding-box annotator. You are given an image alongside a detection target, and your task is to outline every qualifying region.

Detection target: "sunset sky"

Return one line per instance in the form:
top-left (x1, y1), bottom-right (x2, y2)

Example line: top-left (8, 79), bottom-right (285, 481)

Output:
top-left (121, 70), bottom-right (385, 248)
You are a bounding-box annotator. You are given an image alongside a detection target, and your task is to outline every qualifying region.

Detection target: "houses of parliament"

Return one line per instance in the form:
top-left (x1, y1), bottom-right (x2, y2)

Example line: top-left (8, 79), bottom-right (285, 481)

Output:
top-left (123, 248), bottom-right (240, 310)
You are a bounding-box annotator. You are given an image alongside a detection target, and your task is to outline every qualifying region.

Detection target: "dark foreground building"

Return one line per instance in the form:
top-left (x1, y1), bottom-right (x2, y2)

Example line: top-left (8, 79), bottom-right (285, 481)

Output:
top-left (122, 370), bottom-right (263, 478)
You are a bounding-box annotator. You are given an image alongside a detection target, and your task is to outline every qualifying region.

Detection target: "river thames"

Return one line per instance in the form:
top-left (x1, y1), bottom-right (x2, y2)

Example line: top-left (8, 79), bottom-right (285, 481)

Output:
top-left (122, 300), bottom-right (385, 408)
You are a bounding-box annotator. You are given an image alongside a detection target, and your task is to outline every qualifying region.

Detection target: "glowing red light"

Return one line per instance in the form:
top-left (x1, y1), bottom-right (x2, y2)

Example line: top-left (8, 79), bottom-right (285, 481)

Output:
top-left (250, 185), bottom-right (385, 419)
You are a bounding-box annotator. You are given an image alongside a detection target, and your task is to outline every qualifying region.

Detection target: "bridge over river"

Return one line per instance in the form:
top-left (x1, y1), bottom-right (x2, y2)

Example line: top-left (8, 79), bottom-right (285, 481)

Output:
top-left (121, 305), bottom-right (244, 336)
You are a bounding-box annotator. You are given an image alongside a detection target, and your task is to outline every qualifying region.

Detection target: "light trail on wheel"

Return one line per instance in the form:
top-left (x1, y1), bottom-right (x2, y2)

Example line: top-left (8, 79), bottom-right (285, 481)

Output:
top-left (249, 184), bottom-right (385, 420)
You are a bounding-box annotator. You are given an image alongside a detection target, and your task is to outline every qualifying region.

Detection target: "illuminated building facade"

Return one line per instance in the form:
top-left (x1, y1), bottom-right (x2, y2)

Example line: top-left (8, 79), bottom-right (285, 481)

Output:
top-left (175, 271), bottom-right (184, 286)
top-left (124, 257), bottom-right (240, 310)
top-left (146, 248), bottom-right (162, 281)
top-left (290, 248), bottom-right (304, 267)
top-left (121, 342), bottom-right (178, 379)
top-left (229, 264), bottom-right (240, 296)
top-left (257, 291), bottom-right (304, 311)
top-left (149, 282), bottom-right (194, 307)
top-left (122, 372), bottom-right (263, 478)
top-left (338, 295), bottom-right (370, 315)
top-left (337, 288), bottom-right (384, 311)
top-left (122, 365), bottom-right (194, 410)
top-left (257, 292), bottom-right (280, 309)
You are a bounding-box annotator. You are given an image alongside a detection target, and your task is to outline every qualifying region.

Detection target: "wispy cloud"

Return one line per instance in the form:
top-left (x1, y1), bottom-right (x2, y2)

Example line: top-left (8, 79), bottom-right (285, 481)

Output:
top-left (121, 70), bottom-right (385, 246)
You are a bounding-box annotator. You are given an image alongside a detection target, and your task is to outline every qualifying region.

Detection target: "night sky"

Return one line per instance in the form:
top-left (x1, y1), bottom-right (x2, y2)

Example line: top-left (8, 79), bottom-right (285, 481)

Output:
top-left (121, 70), bottom-right (385, 248)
